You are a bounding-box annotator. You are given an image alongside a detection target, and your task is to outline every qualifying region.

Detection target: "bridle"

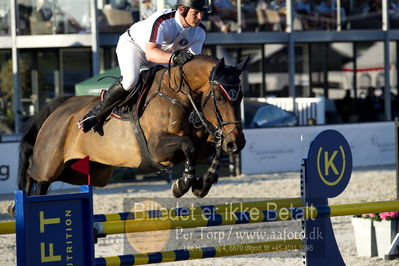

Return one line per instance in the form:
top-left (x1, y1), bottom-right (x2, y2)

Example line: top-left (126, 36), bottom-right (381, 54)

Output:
top-left (195, 66), bottom-right (243, 147)
top-left (143, 61), bottom-right (242, 148)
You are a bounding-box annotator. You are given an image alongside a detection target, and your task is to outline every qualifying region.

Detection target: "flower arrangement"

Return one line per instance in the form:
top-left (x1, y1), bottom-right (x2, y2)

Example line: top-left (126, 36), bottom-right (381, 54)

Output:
top-left (359, 211), bottom-right (399, 221)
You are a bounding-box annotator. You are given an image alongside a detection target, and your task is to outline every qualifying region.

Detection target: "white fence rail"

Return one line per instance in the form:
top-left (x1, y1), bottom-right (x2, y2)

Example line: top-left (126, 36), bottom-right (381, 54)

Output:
top-left (248, 97), bottom-right (326, 125)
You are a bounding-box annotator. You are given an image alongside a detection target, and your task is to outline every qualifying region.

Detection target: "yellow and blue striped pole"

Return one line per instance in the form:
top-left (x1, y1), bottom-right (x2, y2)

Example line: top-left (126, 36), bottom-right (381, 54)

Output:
top-left (315, 200), bottom-right (399, 218)
top-left (0, 221), bottom-right (16, 235)
top-left (0, 198), bottom-right (303, 235)
top-left (95, 239), bottom-right (304, 265)
top-left (4, 199), bottom-right (399, 236)
top-left (95, 207), bottom-right (316, 235)
top-left (93, 197), bottom-right (304, 222)
top-left (95, 200), bottom-right (399, 235)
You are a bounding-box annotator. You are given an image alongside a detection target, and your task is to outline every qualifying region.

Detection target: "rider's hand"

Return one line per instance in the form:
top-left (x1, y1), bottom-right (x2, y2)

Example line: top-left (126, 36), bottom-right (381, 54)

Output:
top-left (172, 50), bottom-right (194, 65)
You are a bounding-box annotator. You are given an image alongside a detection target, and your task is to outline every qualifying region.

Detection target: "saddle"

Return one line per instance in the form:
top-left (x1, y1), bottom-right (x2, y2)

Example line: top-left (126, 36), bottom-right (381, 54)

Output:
top-left (111, 65), bottom-right (164, 119)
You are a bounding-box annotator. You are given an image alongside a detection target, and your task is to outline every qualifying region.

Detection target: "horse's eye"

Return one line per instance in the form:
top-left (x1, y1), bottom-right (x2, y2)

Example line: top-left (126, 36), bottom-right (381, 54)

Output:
top-left (216, 96), bottom-right (223, 102)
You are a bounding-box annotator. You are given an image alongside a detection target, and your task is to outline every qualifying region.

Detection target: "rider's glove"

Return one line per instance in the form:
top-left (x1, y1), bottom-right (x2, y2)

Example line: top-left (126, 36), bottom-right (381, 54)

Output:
top-left (172, 50), bottom-right (194, 65)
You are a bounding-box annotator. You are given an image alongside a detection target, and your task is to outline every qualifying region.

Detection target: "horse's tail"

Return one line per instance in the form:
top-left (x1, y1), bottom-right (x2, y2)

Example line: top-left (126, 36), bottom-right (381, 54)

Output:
top-left (18, 95), bottom-right (73, 191)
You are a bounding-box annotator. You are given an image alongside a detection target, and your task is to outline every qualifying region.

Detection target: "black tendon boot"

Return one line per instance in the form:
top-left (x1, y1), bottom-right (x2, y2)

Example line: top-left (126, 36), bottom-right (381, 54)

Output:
top-left (78, 80), bottom-right (128, 132)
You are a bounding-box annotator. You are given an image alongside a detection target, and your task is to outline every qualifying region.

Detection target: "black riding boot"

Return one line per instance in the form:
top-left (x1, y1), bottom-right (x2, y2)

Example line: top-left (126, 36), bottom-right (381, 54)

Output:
top-left (79, 80), bottom-right (128, 132)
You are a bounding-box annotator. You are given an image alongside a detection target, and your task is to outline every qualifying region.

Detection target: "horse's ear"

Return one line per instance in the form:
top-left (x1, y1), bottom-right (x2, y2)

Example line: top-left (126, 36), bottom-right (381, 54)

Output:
top-left (214, 58), bottom-right (225, 75)
top-left (236, 56), bottom-right (250, 73)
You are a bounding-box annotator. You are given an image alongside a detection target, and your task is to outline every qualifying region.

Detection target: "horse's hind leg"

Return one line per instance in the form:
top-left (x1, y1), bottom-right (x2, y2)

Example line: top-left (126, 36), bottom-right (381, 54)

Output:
top-left (29, 180), bottom-right (50, 196)
top-left (7, 177), bottom-right (50, 217)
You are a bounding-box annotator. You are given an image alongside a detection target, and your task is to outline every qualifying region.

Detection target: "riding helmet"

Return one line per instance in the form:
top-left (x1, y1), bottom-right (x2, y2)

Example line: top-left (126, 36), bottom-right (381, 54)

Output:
top-left (176, 0), bottom-right (209, 11)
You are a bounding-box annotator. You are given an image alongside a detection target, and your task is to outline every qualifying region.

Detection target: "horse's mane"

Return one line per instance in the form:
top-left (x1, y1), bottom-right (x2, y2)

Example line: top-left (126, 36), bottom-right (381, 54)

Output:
top-left (193, 54), bottom-right (219, 63)
top-left (165, 54), bottom-right (219, 92)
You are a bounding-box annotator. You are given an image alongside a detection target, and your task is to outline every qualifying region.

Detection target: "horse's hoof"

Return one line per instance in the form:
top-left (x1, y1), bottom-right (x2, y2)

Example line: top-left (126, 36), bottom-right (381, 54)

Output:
top-left (6, 201), bottom-right (15, 218)
top-left (191, 178), bottom-right (208, 198)
top-left (192, 174), bottom-right (218, 198)
top-left (192, 189), bottom-right (208, 198)
top-left (171, 177), bottom-right (194, 198)
top-left (192, 185), bottom-right (211, 198)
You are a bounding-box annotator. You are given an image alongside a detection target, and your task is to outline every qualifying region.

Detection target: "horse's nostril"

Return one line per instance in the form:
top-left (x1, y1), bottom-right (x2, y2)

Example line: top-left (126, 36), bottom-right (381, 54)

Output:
top-left (226, 142), bottom-right (238, 153)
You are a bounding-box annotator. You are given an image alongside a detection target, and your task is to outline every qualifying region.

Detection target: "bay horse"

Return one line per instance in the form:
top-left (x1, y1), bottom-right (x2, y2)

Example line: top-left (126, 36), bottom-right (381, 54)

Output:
top-left (15, 55), bottom-right (248, 211)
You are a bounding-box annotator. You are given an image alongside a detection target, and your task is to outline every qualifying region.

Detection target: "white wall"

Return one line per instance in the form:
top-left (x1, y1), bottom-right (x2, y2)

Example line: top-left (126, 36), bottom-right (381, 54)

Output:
top-left (261, 97), bottom-right (325, 125)
top-left (0, 141), bottom-right (19, 195)
top-left (241, 122), bottom-right (395, 175)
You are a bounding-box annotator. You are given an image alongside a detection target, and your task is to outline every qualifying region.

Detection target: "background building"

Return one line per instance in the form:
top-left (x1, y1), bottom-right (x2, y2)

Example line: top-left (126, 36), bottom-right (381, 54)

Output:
top-left (0, 0), bottom-right (398, 135)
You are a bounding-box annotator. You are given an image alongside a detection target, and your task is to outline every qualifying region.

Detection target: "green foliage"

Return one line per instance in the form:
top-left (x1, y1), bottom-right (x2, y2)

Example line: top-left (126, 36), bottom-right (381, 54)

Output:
top-left (0, 58), bottom-right (32, 98)
top-left (0, 58), bottom-right (32, 131)
top-left (0, 59), bottom-right (12, 97)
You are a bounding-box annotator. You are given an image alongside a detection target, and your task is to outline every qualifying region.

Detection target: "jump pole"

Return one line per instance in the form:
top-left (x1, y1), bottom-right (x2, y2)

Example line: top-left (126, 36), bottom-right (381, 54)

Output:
top-left (8, 198), bottom-right (399, 236)
top-left (94, 199), bottom-right (399, 236)
top-left (92, 197), bottom-right (304, 222)
top-left (1, 197), bottom-right (304, 235)
top-left (0, 221), bottom-right (16, 234)
top-left (11, 129), bottom-right (363, 266)
top-left (95, 239), bottom-right (304, 266)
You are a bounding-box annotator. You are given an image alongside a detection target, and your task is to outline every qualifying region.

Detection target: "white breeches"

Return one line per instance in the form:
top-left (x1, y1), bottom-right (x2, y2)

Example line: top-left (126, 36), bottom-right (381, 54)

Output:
top-left (116, 32), bottom-right (150, 91)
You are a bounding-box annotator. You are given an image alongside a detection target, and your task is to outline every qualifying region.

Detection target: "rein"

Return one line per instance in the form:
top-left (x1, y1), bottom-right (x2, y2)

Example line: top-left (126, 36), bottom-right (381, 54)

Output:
top-left (176, 65), bottom-right (236, 148)
top-left (140, 68), bottom-right (190, 112)
top-left (141, 60), bottom-right (242, 148)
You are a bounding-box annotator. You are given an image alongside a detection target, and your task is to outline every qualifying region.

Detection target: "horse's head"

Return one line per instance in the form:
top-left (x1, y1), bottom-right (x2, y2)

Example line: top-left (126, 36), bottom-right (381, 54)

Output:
top-left (199, 56), bottom-right (250, 154)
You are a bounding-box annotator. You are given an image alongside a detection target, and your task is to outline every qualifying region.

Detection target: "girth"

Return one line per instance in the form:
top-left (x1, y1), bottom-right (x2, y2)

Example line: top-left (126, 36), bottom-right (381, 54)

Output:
top-left (128, 108), bottom-right (170, 173)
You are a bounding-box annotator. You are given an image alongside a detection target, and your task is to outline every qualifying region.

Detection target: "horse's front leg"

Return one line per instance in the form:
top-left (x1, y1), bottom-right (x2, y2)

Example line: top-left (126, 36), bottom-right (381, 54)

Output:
top-left (172, 158), bottom-right (196, 197)
top-left (192, 146), bottom-right (222, 198)
top-left (148, 133), bottom-right (196, 198)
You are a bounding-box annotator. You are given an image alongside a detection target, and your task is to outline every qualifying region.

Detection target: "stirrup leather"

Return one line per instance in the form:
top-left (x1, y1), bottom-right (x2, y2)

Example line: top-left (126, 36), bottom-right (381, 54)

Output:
top-left (78, 79), bottom-right (127, 132)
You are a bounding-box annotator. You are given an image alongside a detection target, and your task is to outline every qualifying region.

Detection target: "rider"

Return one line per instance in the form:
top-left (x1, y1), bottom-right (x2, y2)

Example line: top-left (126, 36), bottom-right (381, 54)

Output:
top-left (78, 0), bottom-right (208, 132)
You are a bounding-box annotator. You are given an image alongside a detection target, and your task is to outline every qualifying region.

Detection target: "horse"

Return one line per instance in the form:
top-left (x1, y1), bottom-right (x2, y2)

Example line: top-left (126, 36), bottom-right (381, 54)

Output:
top-left (13, 55), bottom-right (248, 214)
